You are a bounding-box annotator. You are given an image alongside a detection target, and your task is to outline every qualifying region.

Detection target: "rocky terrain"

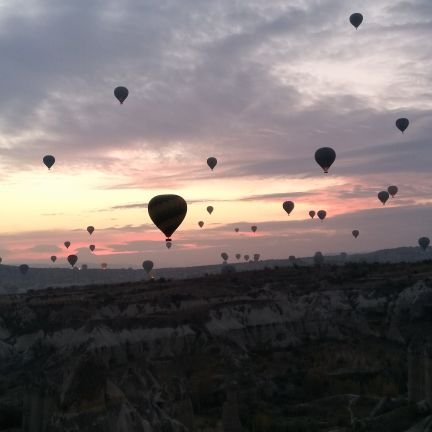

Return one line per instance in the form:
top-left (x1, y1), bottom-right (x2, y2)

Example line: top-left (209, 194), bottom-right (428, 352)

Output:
top-left (1, 261), bottom-right (432, 431)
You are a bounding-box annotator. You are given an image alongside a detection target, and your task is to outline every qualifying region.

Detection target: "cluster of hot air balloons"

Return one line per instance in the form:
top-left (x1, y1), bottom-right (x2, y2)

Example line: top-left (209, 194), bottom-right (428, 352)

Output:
top-left (378, 185), bottom-right (399, 205)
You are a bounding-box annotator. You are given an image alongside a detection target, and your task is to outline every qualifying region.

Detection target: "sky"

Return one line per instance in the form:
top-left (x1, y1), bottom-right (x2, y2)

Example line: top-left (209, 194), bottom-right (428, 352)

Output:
top-left (0, 0), bottom-right (431, 268)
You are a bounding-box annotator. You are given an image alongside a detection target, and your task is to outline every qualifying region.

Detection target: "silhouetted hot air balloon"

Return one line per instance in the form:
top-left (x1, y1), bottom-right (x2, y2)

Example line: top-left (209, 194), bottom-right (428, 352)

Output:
top-left (378, 191), bottom-right (390, 205)
top-left (67, 254), bottom-right (78, 267)
top-left (418, 237), bottom-right (430, 251)
top-left (50, 256), bottom-right (57, 263)
top-left (283, 201), bottom-right (295, 215)
top-left (251, 226), bottom-right (257, 233)
top-left (142, 260), bottom-right (154, 274)
top-left (207, 157), bottom-right (217, 170)
top-left (317, 210), bottom-right (327, 221)
top-left (101, 262), bottom-right (108, 270)
top-left (19, 264), bottom-right (29, 275)
top-left (309, 211), bottom-right (316, 219)
top-left (388, 185), bottom-right (398, 198)
top-left (234, 227), bottom-right (239, 232)
top-left (349, 13), bottom-right (363, 29)
top-left (114, 86), bottom-right (129, 104)
top-left (315, 147), bottom-right (336, 173)
top-left (166, 241), bottom-right (172, 249)
top-left (221, 252), bottom-right (228, 262)
top-left (43, 155), bottom-right (55, 170)
top-left (148, 194), bottom-right (187, 241)
top-left (244, 255), bottom-right (250, 261)
top-left (314, 251), bottom-right (324, 267)
top-left (236, 253), bottom-right (241, 260)
top-left (89, 245), bottom-right (95, 252)
top-left (64, 241), bottom-right (71, 249)
top-left (198, 221), bottom-right (204, 228)
top-left (207, 206), bottom-right (214, 215)
top-left (289, 255), bottom-right (296, 263)
top-left (87, 226), bottom-right (95, 235)
top-left (0, 257), bottom-right (2, 264)
top-left (254, 253), bottom-right (260, 262)
top-left (396, 118), bottom-right (409, 133)
top-left (352, 230), bottom-right (359, 239)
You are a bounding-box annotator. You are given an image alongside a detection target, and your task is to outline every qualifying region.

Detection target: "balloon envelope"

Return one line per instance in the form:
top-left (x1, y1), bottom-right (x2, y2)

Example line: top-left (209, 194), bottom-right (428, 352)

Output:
top-left (148, 194), bottom-right (187, 241)
top-left (64, 241), bottom-right (71, 249)
top-left (378, 191), bottom-right (390, 205)
top-left (234, 228), bottom-right (239, 232)
top-left (19, 264), bottom-right (29, 275)
top-left (254, 253), bottom-right (260, 262)
top-left (101, 263), bottom-right (108, 269)
top-left (166, 241), bottom-right (172, 249)
top-left (87, 226), bottom-right (95, 235)
top-left (207, 157), bottom-right (217, 170)
top-left (114, 86), bottom-right (129, 104)
top-left (396, 118), bottom-right (409, 133)
top-left (207, 206), bottom-right (214, 215)
top-left (89, 245), bottom-right (95, 252)
top-left (50, 256), bottom-right (57, 262)
top-left (142, 260), bottom-right (154, 274)
top-left (251, 226), bottom-right (257, 233)
top-left (198, 221), bottom-right (204, 228)
top-left (221, 252), bottom-right (228, 261)
top-left (309, 210), bottom-right (316, 219)
top-left (236, 253), bottom-right (241, 260)
top-left (388, 185), bottom-right (398, 197)
top-left (418, 237), bottom-right (430, 251)
top-left (317, 210), bottom-right (327, 221)
top-left (244, 255), bottom-right (250, 261)
top-left (315, 147), bottom-right (336, 173)
top-left (352, 230), bottom-right (359, 239)
top-left (283, 201), bottom-right (295, 215)
top-left (349, 13), bottom-right (363, 29)
top-left (67, 254), bottom-right (78, 267)
top-left (43, 155), bottom-right (55, 170)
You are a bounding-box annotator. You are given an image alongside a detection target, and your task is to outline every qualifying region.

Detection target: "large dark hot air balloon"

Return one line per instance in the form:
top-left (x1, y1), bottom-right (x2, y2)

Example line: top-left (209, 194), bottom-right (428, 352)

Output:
top-left (198, 221), bottom-right (204, 228)
top-left (235, 253), bottom-right (241, 260)
top-left (19, 264), bottom-right (29, 275)
top-left (89, 245), bottom-right (95, 252)
top-left (317, 210), bottom-right (327, 221)
top-left (87, 226), bottom-right (95, 235)
top-left (64, 241), bottom-right (71, 249)
top-left (349, 13), bottom-right (363, 29)
top-left (418, 237), bottom-right (430, 251)
top-left (378, 191), bottom-right (389, 205)
top-left (207, 206), bottom-right (214, 215)
top-left (50, 256), bottom-right (57, 263)
top-left (207, 157), bottom-right (217, 170)
top-left (315, 147), bottom-right (336, 173)
top-left (309, 210), bottom-right (316, 219)
top-left (43, 155), bottom-right (55, 170)
top-left (114, 86), bottom-right (129, 104)
top-left (396, 118), bottom-right (409, 133)
top-left (148, 194), bottom-right (187, 241)
top-left (352, 230), bottom-right (359, 239)
top-left (283, 201), bottom-right (295, 215)
top-left (251, 226), bottom-right (257, 233)
top-left (67, 254), bottom-right (78, 267)
top-left (388, 186), bottom-right (398, 198)
top-left (142, 260), bottom-right (154, 274)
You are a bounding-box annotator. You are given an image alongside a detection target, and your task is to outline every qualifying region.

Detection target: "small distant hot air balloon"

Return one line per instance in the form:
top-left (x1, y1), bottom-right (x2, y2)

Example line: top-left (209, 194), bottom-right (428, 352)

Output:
top-left (198, 221), bottom-right (204, 228)
top-left (87, 226), bottom-right (95, 235)
top-left (234, 227), bottom-right (239, 233)
top-left (148, 194), bottom-right (187, 241)
top-left (289, 255), bottom-right (296, 263)
top-left (317, 210), bottom-right (327, 221)
top-left (253, 253), bottom-right (260, 262)
top-left (283, 201), bottom-right (295, 215)
top-left (207, 157), bottom-right (217, 170)
top-left (221, 252), bottom-right (228, 262)
top-left (207, 206), bottom-right (214, 215)
top-left (388, 185), bottom-right (398, 198)
top-left (89, 245), bottom-right (95, 252)
top-left (244, 255), bottom-right (250, 261)
top-left (67, 254), bottom-right (78, 268)
top-left (418, 237), bottom-right (430, 251)
top-left (235, 253), bottom-right (241, 260)
top-left (309, 211), bottom-right (316, 219)
top-left (314, 251), bottom-right (324, 267)
top-left (43, 155), bottom-right (55, 170)
top-left (315, 147), bottom-right (336, 173)
top-left (114, 86), bottom-right (129, 104)
top-left (101, 262), bottom-right (108, 270)
top-left (142, 260), bottom-right (154, 274)
top-left (352, 230), bottom-right (359, 239)
top-left (64, 241), bottom-right (71, 249)
top-left (349, 13), bottom-right (363, 29)
top-left (251, 226), bottom-right (257, 233)
top-left (50, 256), bottom-right (57, 263)
top-left (19, 264), bottom-right (29, 275)
top-left (396, 118), bottom-right (409, 133)
top-left (378, 191), bottom-right (390, 205)
top-left (0, 257), bottom-right (2, 264)
top-left (166, 241), bottom-right (172, 249)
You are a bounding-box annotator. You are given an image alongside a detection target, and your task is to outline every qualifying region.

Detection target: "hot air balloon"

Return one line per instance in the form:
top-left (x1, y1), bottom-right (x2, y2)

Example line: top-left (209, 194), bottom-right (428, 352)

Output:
top-left (283, 201), bottom-right (295, 215)
top-left (234, 228), bottom-right (239, 232)
top-left (64, 241), bottom-right (71, 249)
top-left (418, 237), bottom-right (430, 251)
top-left (314, 251), bottom-right (324, 267)
top-left (253, 253), bottom-right (260, 262)
top-left (221, 252), bottom-right (228, 262)
top-left (67, 254), bottom-right (78, 267)
top-left (244, 255), bottom-right (250, 261)
top-left (101, 262), bottom-right (108, 270)
top-left (198, 221), bottom-right (204, 228)
top-left (142, 260), bottom-right (154, 274)
top-left (207, 206), bottom-right (214, 215)
top-left (166, 241), bottom-right (172, 249)
top-left (148, 194), bottom-right (187, 241)
top-left (289, 255), bottom-right (296, 263)
top-left (19, 264), bottom-right (29, 275)
top-left (396, 118), bottom-right (409, 133)
top-left (251, 226), bottom-right (257, 233)
top-left (51, 256), bottom-right (57, 263)
top-left (315, 147), bottom-right (336, 173)
top-left (349, 13), bottom-right (363, 29)
top-left (388, 185), bottom-right (398, 198)
top-left (309, 211), bottom-right (316, 219)
top-left (352, 230), bottom-right (359, 239)
top-left (87, 226), bottom-right (95, 235)
top-left (0, 257), bottom-right (2, 264)
top-left (43, 155), bottom-right (55, 170)
top-left (317, 210), bottom-right (327, 221)
top-left (89, 245), bottom-right (95, 252)
top-left (378, 191), bottom-right (389, 205)
top-left (235, 253), bottom-right (241, 260)
top-left (207, 157), bottom-right (217, 170)
top-left (114, 86), bottom-right (129, 104)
